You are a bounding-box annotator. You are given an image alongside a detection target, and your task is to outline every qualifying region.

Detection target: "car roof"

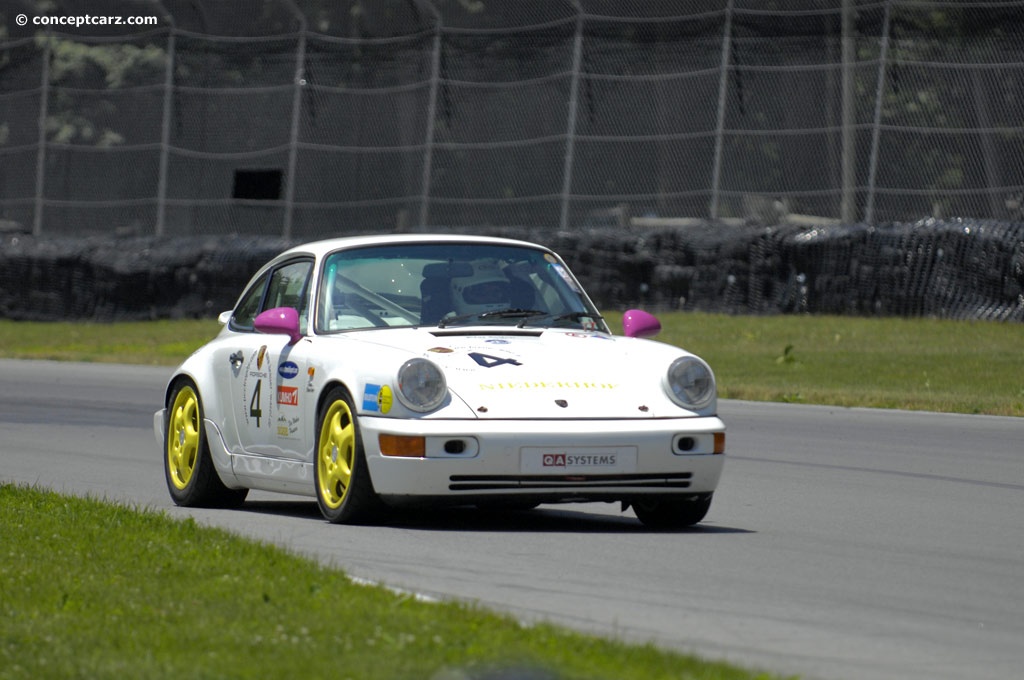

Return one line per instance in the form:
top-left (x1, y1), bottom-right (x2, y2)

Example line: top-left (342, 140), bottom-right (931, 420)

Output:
top-left (276, 233), bottom-right (553, 261)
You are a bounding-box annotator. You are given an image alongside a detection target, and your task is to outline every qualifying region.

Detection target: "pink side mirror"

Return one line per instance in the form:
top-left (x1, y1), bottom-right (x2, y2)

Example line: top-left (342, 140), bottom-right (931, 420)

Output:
top-left (254, 307), bottom-right (302, 344)
top-left (622, 309), bottom-right (661, 338)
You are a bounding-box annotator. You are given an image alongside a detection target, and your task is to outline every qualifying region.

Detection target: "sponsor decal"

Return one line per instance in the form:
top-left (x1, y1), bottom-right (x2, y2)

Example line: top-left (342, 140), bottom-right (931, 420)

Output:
top-left (377, 385), bottom-right (392, 414)
top-left (522, 446), bottom-right (635, 474)
top-left (479, 381), bottom-right (617, 390)
top-left (277, 385), bottom-right (299, 407)
top-left (550, 263), bottom-right (582, 293)
top-left (278, 361), bottom-right (299, 379)
top-left (257, 345), bottom-right (267, 370)
top-left (564, 329), bottom-right (609, 339)
top-left (306, 366), bottom-right (316, 393)
top-left (542, 453), bottom-right (618, 468)
top-left (276, 413), bottom-right (300, 439)
top-left (484, 339), bottom-right (510, 345)
top-left (362, 384), bottom-right (393, 414)
top-left (428, 347), bottom-right (454, 353)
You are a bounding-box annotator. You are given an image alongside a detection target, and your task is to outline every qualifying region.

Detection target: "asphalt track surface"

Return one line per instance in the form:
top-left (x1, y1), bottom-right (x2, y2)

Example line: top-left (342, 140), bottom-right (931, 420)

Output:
top-left (2, 358), bottom-right (1022, 680)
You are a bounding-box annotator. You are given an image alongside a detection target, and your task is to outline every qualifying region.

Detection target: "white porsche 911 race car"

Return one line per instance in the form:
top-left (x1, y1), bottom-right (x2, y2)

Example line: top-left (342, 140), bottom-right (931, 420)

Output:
top-left (155, 234), bottom-right (725, 528)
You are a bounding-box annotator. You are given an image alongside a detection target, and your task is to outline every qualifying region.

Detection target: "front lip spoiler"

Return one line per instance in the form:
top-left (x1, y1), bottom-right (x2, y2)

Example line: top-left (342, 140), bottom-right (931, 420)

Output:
top-left (448, 472), bottom-right (693, 491)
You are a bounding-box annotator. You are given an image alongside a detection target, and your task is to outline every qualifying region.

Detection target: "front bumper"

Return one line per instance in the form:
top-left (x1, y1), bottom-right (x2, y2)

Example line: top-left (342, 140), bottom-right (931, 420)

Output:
top-left (359, 415), bottom-right (725, 503)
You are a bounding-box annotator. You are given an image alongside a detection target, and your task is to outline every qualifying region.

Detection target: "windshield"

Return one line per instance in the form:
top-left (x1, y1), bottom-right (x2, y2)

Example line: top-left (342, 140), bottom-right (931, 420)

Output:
top-left (316, 242), bottom-right (605, 333)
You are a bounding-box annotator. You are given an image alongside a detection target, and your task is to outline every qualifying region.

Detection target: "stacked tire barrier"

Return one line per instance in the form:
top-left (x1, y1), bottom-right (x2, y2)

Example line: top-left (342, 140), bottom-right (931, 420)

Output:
top-left (0, 232), bottom-right (290, 321)
top-left (1, 219), bottom-right (1022, 322)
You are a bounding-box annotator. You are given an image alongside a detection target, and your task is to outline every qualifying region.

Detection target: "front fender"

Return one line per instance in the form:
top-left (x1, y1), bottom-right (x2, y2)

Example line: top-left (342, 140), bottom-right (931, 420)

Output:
top-left (312, 338), bottom-right (478, 421)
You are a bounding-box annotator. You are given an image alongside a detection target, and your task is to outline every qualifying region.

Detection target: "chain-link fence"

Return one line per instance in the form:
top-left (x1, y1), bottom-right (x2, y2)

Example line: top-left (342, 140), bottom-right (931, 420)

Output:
top-left (3, 0), bottom-right (1024, 239)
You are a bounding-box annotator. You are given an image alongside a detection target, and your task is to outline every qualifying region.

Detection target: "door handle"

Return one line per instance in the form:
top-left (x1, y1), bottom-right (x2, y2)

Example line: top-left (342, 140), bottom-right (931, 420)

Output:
top-left (229, 351), bottom-right (244, 369)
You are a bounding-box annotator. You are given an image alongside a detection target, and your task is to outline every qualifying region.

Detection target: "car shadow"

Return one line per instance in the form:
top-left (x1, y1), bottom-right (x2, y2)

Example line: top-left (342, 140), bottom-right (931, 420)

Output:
top-left (238, 499), bottom-right (753, 534)
top-left (390, 506), bottom-right (753, 534)
top-left (237, 499), bottom-right (322, 519)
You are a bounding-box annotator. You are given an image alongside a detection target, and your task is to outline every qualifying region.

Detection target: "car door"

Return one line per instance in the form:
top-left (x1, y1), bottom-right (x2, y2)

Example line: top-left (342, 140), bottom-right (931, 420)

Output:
top-left (224, 258), bottom-right (313, 461)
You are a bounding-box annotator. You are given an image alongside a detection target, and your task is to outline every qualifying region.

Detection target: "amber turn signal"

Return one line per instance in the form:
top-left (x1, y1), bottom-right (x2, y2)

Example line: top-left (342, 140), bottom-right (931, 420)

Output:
top-left (714, 432), bottom-right (725, 454)
top-left (379, 434), bottom-right (426, 457)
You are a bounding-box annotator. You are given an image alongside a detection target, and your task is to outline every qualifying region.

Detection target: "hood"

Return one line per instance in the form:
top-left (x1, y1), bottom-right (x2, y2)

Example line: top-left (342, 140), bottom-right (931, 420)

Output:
top-left (354, 327), bottom-right (698, 419)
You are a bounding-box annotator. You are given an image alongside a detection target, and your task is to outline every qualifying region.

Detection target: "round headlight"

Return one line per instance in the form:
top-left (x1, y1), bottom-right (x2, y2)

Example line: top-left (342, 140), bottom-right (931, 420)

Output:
top-left (664, 356), bottom-right (716, 411)
top-left (395, 358), bottom-right (447, 412)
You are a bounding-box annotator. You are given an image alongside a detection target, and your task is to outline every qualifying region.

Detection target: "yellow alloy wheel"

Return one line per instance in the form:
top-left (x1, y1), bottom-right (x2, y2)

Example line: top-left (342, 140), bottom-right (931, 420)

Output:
top-left (317, 398), bottom-right (356, 510)
top-left (167, 385), bottom-right (201, 490)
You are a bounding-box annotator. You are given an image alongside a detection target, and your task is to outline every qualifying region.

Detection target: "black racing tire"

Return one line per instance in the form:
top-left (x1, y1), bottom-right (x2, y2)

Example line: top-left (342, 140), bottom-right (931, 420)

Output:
top-left (164, 378), bottom-right (248, 508)
top-left (632, 494), bottom-right (712, 529)
top-left (314, 386), bottom-right (385, 524)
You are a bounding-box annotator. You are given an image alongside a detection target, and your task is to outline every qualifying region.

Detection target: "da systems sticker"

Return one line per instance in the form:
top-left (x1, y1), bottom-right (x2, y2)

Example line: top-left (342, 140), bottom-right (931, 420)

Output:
top-left (521, 447), bottom-right (637, 474)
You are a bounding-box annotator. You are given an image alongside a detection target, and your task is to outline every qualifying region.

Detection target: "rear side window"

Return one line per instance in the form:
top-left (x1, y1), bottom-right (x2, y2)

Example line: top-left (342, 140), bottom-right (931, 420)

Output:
top-left (230, 259), bottom-right (312, 332)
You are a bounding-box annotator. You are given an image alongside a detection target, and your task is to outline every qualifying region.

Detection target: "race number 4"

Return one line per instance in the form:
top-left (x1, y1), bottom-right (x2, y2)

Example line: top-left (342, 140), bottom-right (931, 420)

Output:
top-left (469, 352), bottom-right (522, 368)
top-left (249, 379), bottom-right (263, 427)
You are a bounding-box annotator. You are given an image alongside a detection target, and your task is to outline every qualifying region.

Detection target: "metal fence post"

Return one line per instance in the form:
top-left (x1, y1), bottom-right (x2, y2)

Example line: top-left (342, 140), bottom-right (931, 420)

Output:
top-left (558, 2), bottom-right (584, 231)
top-left (708, 0), bottom-right (733, 220)
top-left (841, 0), bottom-right (856, 223)
top-left (971, 65), bottom-right (1003, 218)
top-left (32, 34), bottom-right (51, 237)
top-left (282, 2), bottom-right (307, 241)
top-left (864, 0), bottom-right (892, 225)
top-left (418, 3), bottom-right (442, 230)
top-left (155, 26), bottom-right (175, 238)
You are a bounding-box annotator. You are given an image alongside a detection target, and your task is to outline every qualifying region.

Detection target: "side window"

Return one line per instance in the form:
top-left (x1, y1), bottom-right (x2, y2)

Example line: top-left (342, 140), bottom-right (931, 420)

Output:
top-left (230, 272), bottom-right (270, 332)
top-left (229, 259), bottom-right (312, 333)
top-left (265, 260), bottom-right (313, 326)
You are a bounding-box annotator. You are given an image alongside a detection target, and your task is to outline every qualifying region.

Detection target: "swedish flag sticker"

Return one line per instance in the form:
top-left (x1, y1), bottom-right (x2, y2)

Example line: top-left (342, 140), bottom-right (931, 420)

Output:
top-left (362, 384), bottom-right (381, 412)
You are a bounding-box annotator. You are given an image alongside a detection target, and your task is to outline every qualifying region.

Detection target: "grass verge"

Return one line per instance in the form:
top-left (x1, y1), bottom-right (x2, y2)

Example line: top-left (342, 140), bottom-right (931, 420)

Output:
top-left (0, 312), bottom-right (1021, 415)
top-left (0, 483), bottom-right (784, 680)
top-left (644, 313), bottom-right (1024, 417)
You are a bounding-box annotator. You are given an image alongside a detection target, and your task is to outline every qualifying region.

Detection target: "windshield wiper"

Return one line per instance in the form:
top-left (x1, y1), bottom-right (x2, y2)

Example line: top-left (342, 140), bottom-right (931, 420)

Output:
top-left (483, 308), bottom-right (547, 320)
top-left (437, 308), bottom-right (546, 329)
top-left (515, 310), bottom-right (604, 329)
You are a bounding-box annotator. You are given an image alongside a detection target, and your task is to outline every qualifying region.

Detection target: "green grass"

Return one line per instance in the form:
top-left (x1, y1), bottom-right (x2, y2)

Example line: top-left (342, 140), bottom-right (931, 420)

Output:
top-left (0, 483), bottom-right (784, 680)
top-left (635, 312), bottom-right (1024, 417)
top-left (0, 318), bottom-right (221, 365)
top-left (1, 312), bottom-right (1021, 415)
